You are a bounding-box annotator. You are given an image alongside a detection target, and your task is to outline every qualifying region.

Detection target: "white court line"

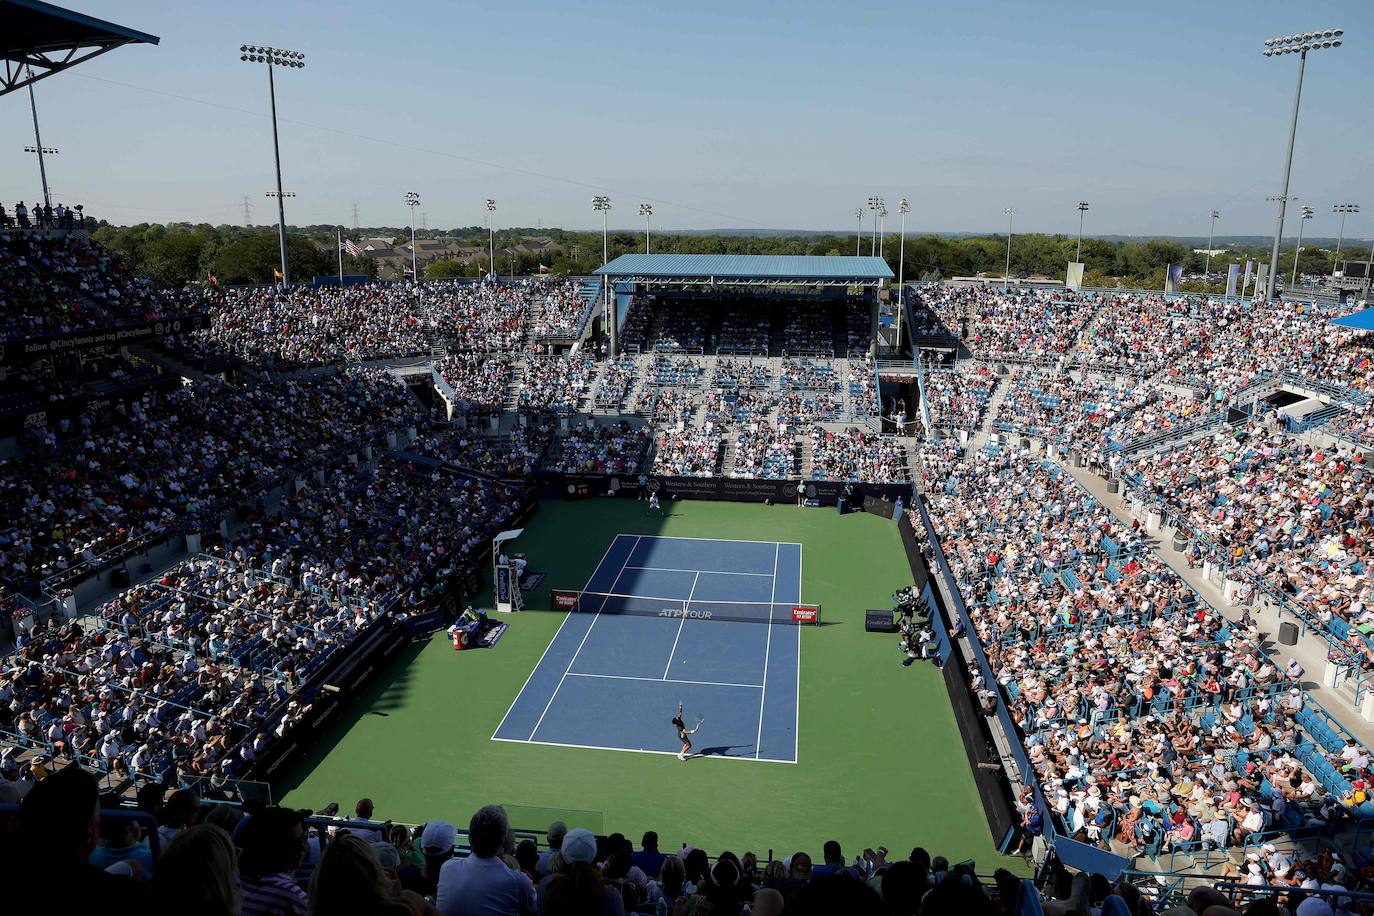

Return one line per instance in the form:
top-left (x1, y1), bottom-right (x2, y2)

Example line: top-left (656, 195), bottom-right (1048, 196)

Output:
top-left (662, 571), bottom-right (699, 679)
top-left (490, 534), bottom-right (627, 740)
top-left (621, 565), bottom-right (774, 578)
top-left (568, 672), bottom-right (763, 690)
top-left (634, 534), bottom-right (803, 547)
top-left (527, 535), bottom-right (642, 741)
top-left (491, 735), bottom-right (797, 765)
top-left (755, 542), bottom-right (780, 759)
top-left (795, 543), bottom-right (803, 764)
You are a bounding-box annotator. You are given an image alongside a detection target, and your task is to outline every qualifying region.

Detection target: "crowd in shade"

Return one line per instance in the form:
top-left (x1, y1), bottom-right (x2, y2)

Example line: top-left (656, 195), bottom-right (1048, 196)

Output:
top-left (810, 427), bottom-right (909, 483)
top-left (434, 354), bottom-right (512, 414)
top-left (717, 307), bottom-right (770, 351)
top-left (782, 302), bottom-right (834, 353)
top-left (0, 368), bottom-right (421, 595)
top-left (0, 233), bottom-right (196, 340)
top-left (411, 426), bottom-right (553, 479)
top-left (544, 421), bottom-right (651, 475)
top-left (921, 363), bottom-right (996, 435)
top-left (21, 770), bottom-right (1339, 916)
top-left (916, 446), bottom-right (1374, 856)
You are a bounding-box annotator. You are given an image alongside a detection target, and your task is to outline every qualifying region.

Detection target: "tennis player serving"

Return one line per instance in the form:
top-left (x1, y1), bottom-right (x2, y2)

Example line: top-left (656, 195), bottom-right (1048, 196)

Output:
top-left (672, 701), bottom-right (702, 761)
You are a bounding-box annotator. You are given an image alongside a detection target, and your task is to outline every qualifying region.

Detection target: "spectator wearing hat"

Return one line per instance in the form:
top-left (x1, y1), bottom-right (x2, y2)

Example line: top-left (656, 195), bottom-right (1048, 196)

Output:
top-left (536, 821), bottom-right (567, 879)
top-left (436, 805), bottom-right (535, 916)
top-left (400, 820), bottom-right (456, 898)
top-left (538, 826), bottom-right (623, 916)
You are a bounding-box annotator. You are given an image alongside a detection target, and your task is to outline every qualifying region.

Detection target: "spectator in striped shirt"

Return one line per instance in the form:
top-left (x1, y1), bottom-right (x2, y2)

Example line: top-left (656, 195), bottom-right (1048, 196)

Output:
top-left (239, 806), bottom-right (310, 916)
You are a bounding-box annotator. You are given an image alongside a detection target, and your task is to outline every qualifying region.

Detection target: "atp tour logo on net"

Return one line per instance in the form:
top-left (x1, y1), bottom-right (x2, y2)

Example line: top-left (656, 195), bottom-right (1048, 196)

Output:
top-left (660, 606), bottom-right (712, 620)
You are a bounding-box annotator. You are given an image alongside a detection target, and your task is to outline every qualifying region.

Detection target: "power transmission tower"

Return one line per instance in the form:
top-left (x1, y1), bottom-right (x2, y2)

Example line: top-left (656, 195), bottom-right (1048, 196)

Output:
top-left (420, 212), bottom-right (427, 231)
top-left (351, 203), bottom-right (359, 230)
top-left (241, 195), bottom-right (253, 226)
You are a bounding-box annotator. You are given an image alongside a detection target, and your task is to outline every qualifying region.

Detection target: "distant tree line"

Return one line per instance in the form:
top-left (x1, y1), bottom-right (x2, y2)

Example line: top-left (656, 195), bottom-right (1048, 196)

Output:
top-left (90, 220), bottom-right (1357, 290)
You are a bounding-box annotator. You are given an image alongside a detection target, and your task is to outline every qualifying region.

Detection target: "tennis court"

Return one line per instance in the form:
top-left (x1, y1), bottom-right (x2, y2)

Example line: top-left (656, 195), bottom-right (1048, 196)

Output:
top-left (492, 534), bottom-right (808, 763)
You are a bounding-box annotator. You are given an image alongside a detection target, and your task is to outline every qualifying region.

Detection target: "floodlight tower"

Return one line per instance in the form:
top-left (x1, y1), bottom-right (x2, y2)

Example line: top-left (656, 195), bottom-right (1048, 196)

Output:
top-left (240, 44), bottom-right (306, 287)
top-left (897, 198), bottom-right (910, 340)
top-left (485, 199), bottom-right (496, 275)
top-left (1292, 205), bottom-right (1315, 285)
top-left (639, 203), bottom-right (653, 254)
top-left (867, 196), bottom-right (884, 256)
top-left (854, 208), bottom-right (863, 256)
top-left (1260, 28), bottom-right (1343, 303)
top-left (1075, 201), bottom-right (1089, 263)
top-left (1332, 203), bottom-right (1360, 276)
top-left (878, 203), bottom-right (889, 259)
top-left (404, 192), bottom-right (420, 280)
top-left (1003, 208), bottom-right (1017, 290)
top-left (1205, 210), bottom-right (1220, 275)
top-left (593, 196), bottom-right (613, 354)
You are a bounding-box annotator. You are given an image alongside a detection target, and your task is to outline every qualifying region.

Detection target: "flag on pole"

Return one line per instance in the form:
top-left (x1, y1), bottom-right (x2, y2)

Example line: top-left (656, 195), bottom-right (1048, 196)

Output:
top-left (341, 237), bottom-right (362, 257)
top-left (207, 271), bottom-right (218, 286)
top-left (273, 268), bottom-right (284, 281)
top-left (538, 263), bottom-right (550, 274)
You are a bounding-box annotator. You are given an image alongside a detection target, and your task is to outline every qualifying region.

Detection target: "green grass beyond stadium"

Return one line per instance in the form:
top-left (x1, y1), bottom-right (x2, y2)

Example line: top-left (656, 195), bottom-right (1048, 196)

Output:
top-left (278, 498), bottom-right (1007, 865)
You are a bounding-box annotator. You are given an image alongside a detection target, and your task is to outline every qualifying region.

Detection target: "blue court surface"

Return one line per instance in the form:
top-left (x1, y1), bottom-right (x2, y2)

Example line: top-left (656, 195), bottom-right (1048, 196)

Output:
top-left (493, 535), bottom-right (804, 763)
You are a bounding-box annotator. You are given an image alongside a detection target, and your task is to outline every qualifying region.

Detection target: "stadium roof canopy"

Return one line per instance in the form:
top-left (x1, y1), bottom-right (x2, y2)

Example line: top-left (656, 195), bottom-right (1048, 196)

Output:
top-left (594, 253), bottom-right (894, 288)
top-left (1, 0), bottom-right (158, 97)
top-left (1331, 307), bottom-right (1374, 332)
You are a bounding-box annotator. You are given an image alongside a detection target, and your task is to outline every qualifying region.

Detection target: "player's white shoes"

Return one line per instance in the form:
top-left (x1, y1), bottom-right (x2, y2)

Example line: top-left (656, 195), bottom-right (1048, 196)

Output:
top-left (678, 752), bottom-right (686, 760)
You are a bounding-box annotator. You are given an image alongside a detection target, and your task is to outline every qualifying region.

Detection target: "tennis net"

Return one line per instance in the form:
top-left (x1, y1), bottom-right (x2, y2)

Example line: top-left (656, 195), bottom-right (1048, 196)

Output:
top-left (562, 590), bottom-right (821, 625)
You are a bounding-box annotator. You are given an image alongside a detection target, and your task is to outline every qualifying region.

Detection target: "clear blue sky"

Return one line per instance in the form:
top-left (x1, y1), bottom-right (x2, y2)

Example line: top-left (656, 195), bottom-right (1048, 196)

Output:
top-left (2, 0), bottom-right (1371, 238)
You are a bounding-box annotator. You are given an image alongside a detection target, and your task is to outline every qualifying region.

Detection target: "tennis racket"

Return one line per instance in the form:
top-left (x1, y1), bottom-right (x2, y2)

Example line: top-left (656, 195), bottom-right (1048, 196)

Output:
top-left (695, 713), bottom-right (705, 728)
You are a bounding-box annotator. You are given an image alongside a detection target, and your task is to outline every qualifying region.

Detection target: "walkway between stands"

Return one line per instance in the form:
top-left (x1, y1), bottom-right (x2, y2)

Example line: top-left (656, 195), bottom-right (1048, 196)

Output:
top-left (1054, 455), bottom-right (1374, 751)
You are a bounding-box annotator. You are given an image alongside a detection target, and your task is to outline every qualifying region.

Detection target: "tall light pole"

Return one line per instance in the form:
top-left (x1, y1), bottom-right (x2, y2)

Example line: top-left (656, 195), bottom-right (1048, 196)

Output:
top-left (404, 191), bottom-right (420, 280)
top-left (897, 198), bottom-right (910, 342)
top-left (485, 199), bottom-right (496, 276)
top-left (867, 196), bottom-right (884, 256)
top-left (1075, 201), bottom-right (1089, 263)
top-left (854, 207), bottom-right (863, 256)
top-left (1205, 210), bottom-right (1220, 275)
top-left (240, 45), bottom-right (305, 287)
top-left (593, 195), bottom-right (613, 355)
top-left (639, 203), bottom-right (653, 254)
top-left (1261, 29), bottom-right (1343, 303)
top-left (1332, 203), bottom-right (1360, 276)
top-left (24, 68), bottom-right (55, 209)
top-left (1003, 208), bottom-right (1017, 290)
top-left (1292, 205), bottom-right (1315, 285)
top-left (878, 204), bottom-right (888, 258)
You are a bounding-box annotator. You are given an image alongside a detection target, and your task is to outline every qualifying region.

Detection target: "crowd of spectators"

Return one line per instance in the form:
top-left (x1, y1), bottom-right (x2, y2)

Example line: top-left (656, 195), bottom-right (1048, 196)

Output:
top-left (408, 426), bottom-right (553, 479)
top-left (733, 423), bottom-right (798, 479)
top-left (810, 427), bottom-right (909, 482)
top-left (652, 425), bottom-right (725, 477)
top-left (516, 355), bottom-right (596, 412)
top-left (779, 359), bottom-right (838, 392)
top-left (0, 199), bottom-right (88, 231)
top-left (848, 356), bottom-right (879, 415)
top-left (544, 421), bottom-right (650, 475)
top-left (648, 355), bottom-right (706, 388)
top-left (714, 358), bottom-right (772, 389)
top-left (435, 355), bottom-right (512, 414)
top-left (0, 233), bottom-right (197, 341)
top-left (922, 364), bottom-right (996, 435)
top-left (716, 306), bottom-right (770, 352)
top-left (913, 287), bottom-right (1094, 364)
top-left (528, 280), bottom-right (589, 340)
top-left (782, 302), bottom-right (833, 354)
top-left (593, 356), bottom-right (638, 409)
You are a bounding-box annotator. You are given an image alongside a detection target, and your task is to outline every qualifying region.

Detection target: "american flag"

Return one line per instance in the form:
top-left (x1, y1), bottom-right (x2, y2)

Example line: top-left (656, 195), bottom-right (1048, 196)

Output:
top-left (340, 237), bottom-right (362, 257)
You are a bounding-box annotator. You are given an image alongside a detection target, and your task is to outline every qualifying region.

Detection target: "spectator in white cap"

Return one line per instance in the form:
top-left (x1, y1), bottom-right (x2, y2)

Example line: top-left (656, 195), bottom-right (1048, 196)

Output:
top-left (407, 821), bottom-right (456, 899)
top-left (435, 805), bottom-right (533, 916)
top-left (538, 827), bottom-right (622, 916)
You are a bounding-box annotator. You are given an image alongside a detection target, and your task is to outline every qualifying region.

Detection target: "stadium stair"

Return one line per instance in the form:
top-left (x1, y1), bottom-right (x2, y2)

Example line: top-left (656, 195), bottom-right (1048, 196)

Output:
top-left (503, 360), bottom-right (527, 410)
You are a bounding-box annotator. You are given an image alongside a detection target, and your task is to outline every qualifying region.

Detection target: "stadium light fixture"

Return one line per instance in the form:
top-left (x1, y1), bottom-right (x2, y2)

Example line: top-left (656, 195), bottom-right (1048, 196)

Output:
top-left (877, 203), bottom-right (889, 258)
top-left (639, 203), bottom-right (653, 254)
top-left (1260, 28), bottom-right (1343, 303)
top-left (1075, 201), bottom-right (1090, 263)
top-left (240, 44), bottom-right (306, 287)
top-left (1292, 204), bottom-right (1315, 285)
top-left (1205, 210), bottom-right (1221, 276)
top-left (23, 66), bottom-right (56, 208)
top-left (896, 198), bottom-right (911, 338)
top-left (867, 196), bottom-right (884, 256)
top-left (1003, 208), bottom-right (1017, 290)
top-left (1332, 203), bottom-right (1360, 277)
top-left (404, 191), bottom-right (420, 281)
top-left (593, 196), bottom-right (614, 355)
top-left (486, 199), bottom-right (496, 275)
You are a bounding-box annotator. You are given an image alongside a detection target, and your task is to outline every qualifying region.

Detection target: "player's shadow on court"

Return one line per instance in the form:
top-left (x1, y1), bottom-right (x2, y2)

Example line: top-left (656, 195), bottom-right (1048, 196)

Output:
top-left (694, 744), bottom-right (754, 759)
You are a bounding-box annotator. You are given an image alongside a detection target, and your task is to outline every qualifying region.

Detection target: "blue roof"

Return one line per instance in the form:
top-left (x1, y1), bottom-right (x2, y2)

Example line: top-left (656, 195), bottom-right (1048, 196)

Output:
top-left (593, 253), bottom-right (893, 282)
top-left (1331, 308), bottom-right (1374, 331)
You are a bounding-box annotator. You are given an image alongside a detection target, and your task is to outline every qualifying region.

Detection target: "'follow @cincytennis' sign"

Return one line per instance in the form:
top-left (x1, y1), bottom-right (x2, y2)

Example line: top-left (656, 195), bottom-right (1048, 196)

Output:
top-left (3, 315), bottom-right (209, 367)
